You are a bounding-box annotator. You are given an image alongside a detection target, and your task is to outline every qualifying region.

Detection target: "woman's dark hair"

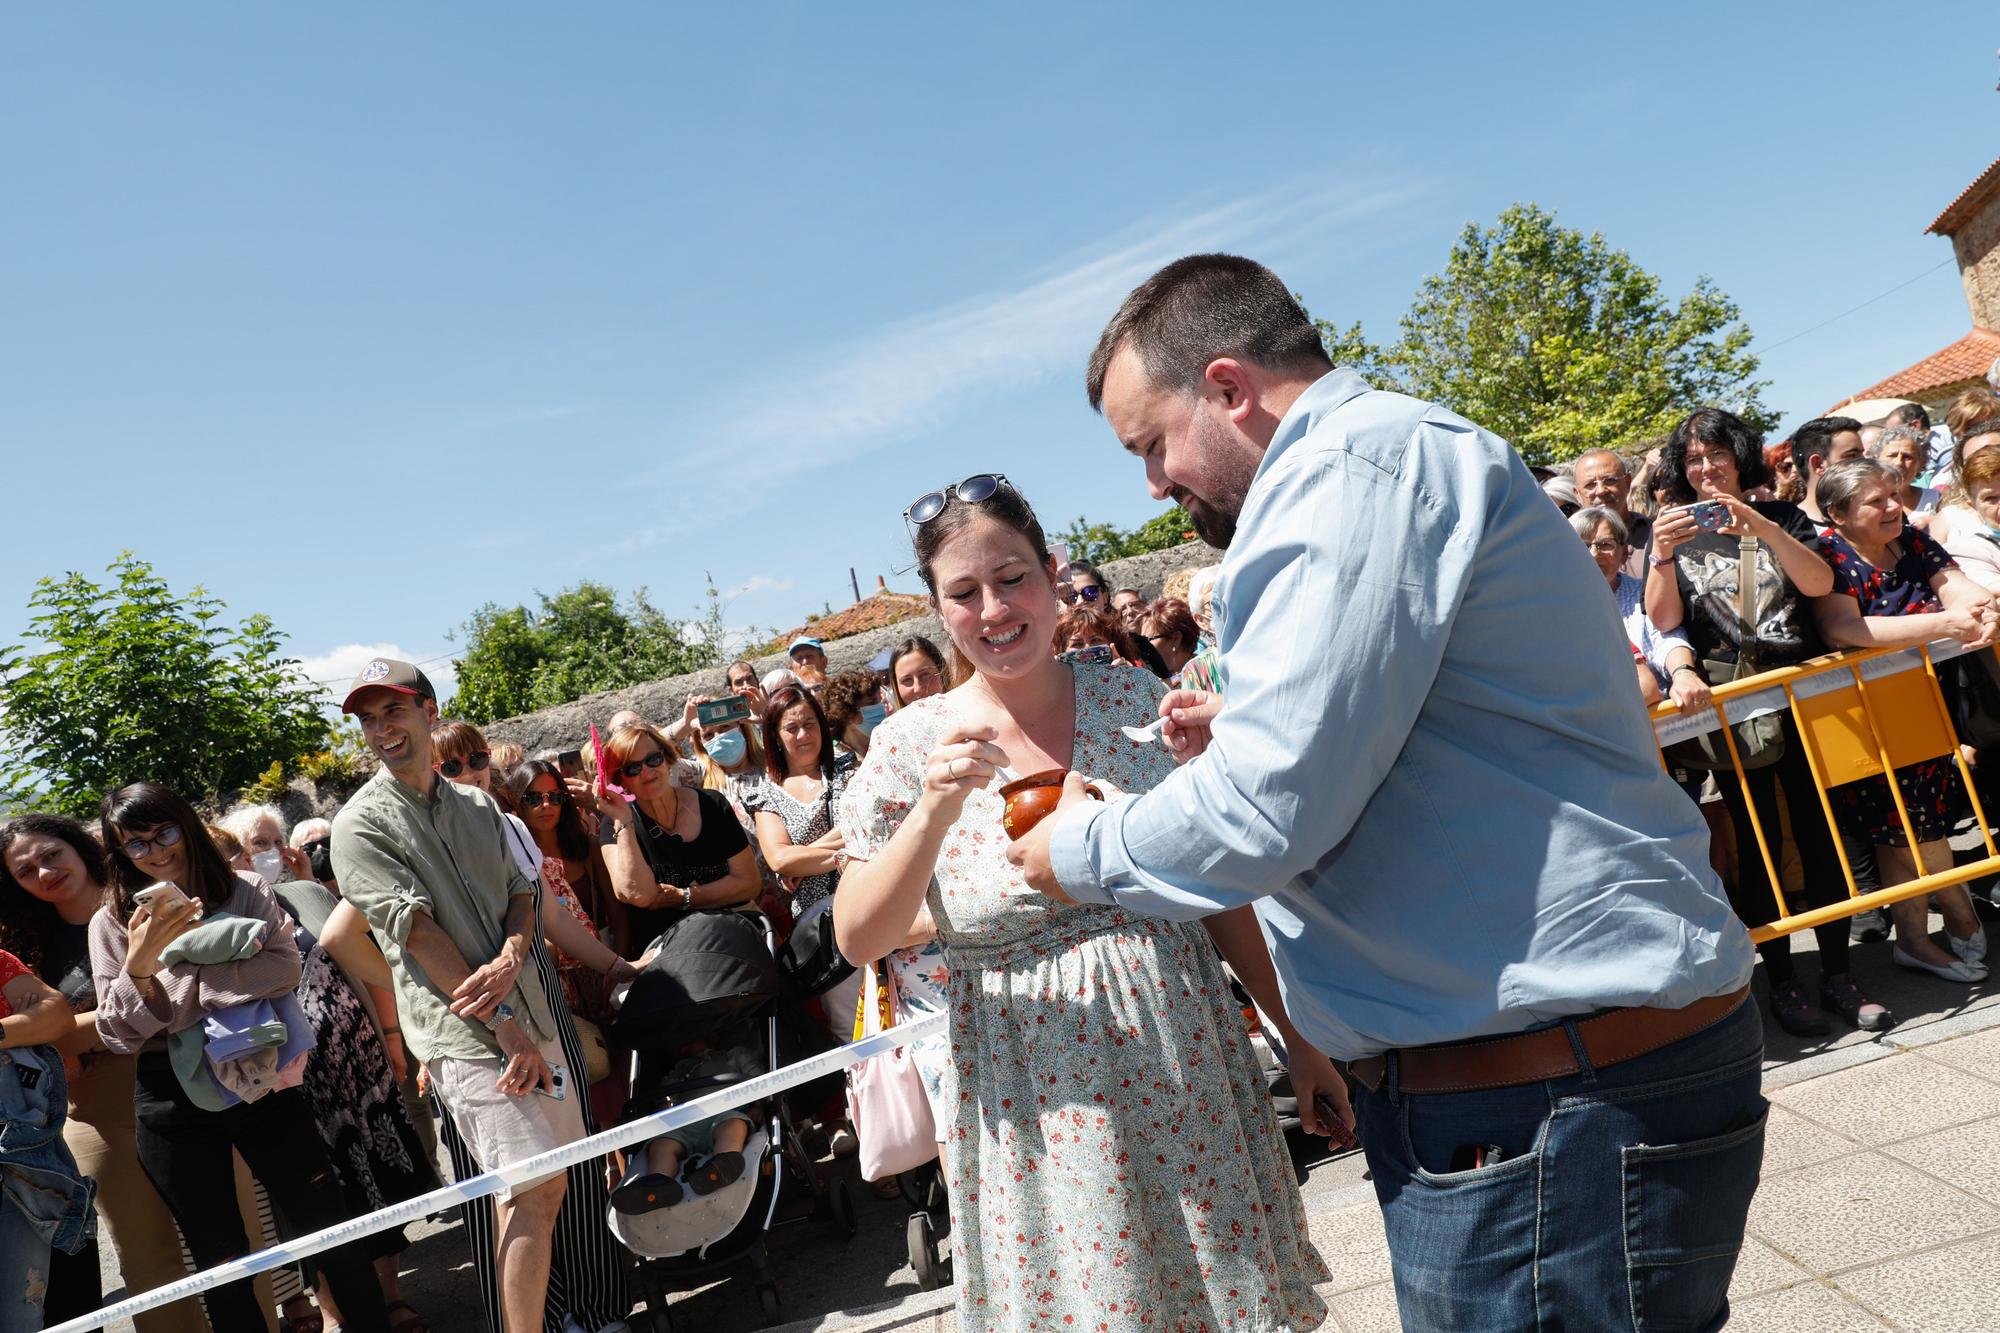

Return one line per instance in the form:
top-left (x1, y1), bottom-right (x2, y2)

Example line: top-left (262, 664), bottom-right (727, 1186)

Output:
top-left (509, 759), bottom-right (623, 953)
top-left (1068, 559), bottom-right (1105, 589)
top-left (100, 783), bottom-right (240, 914)
top-left (888, 636), bottom-right (948, 704)
top-left (0, 814), bottom-right (108, 972)
top-left (1053, 603), bottom-right (1147, 666)
top-left (1658, 407), bottom-right (1770, 504)
top-left (910, 477), bottom-right (1055, 685)
top-left (762, 685), bottom-right (838, 783)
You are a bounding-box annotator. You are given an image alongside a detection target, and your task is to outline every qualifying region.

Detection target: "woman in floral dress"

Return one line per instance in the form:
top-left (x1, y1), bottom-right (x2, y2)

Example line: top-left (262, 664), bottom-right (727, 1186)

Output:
top-left (835, 475), bottom-right (1331, 1332)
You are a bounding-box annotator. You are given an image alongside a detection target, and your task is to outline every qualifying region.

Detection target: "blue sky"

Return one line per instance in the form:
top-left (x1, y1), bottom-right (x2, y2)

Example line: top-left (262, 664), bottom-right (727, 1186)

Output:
top-left (3, 4), bottom-right (1996, 710)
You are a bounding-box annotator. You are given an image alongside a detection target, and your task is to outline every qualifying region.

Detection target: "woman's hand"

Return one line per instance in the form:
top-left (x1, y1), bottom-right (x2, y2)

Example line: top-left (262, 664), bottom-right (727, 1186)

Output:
top-left (920, 722), bottom-right (1007, 819)
top-left (569, 774), bottom-right (631, 824)
top-left (1649, 504), bottom-right (1700, 562)
top-left (1940, 605), bottom-right (1997, 647)
top-left (1713, 494), bottom-right (1772, 540)
top-left (682, 693), bottom-right (708, 733)
top-left (124, 895), bottom-right (202, 977)
top-left (279, 845), bottom-right (314, 883)
top-left (1668, 667), bottom-right (1712, 714)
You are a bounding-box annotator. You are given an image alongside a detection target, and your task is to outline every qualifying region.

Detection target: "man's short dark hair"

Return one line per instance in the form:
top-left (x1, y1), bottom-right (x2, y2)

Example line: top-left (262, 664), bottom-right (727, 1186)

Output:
top-left (1884, 402), bottom-right (1931, 432)
top-left (1791, 416), bottom-right (1863, 478)
top-left (1087, 254), bottom-right (1334, 410)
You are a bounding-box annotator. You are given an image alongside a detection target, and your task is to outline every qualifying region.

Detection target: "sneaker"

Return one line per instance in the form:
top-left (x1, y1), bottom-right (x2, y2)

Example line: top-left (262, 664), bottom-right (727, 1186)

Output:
top-left (1849, 908), bottom-right (1890, 943)
top-left (1950, 927), bottom-right (1988, 966)
top-left (1768, 978), bottom-right (1832, 1037)
top-left (1819, 974), bottom-right (1890, 1031)
top-left (829, 1126), bottom-right (859, 1158)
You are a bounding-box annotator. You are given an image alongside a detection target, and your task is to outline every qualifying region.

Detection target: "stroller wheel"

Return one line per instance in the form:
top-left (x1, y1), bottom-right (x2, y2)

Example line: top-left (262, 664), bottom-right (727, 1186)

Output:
top-left (756, 1281), bottom-right (783, 1322)
top-left (908, 1211), bottom-right (946, 1291)
top-left (829, 1177), bottom-right (858, 1239)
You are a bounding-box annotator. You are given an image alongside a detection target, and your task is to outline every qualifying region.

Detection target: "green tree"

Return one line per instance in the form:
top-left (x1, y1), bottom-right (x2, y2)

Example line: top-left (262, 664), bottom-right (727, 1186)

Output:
top-left (448, 581), bottom-right (720, 724)
top-left (1055, 508), bottom-right (1199, 567)
top-left (1314, 203), bottom-right (1771, 465)
top-left (0, 553), bottom-right (330, 817)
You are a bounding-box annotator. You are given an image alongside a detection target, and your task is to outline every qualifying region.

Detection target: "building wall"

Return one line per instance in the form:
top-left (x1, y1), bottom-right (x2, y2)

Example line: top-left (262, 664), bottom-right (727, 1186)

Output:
top-left (1954, 188), bottom-right (2000, 331)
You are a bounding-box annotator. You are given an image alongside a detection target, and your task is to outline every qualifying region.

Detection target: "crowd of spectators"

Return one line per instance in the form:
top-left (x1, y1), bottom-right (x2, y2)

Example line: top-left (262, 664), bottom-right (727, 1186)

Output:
top-left (8, 386), bottom-right (2000, 1332)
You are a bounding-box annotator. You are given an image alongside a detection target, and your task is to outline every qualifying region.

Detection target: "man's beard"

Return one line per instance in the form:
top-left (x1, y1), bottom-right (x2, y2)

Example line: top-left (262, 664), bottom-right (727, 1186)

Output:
top-left (1176, 401), bottom-right (1259, 549)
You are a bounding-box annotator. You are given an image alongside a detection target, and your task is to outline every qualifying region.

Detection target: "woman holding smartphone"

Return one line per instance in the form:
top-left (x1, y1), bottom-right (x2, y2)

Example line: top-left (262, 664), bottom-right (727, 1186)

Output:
top-left (88, 782), bottom-right (390, 1333)
top-left (1644, 408), bottom-right (1888, 1038)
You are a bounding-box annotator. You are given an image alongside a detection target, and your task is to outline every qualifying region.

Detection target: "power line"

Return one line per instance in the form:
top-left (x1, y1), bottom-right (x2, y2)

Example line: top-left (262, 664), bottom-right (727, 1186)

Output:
top-left (1747, 257), bottom-right (1955, 360)
top-left (304, 650), bottom-right (458, 689)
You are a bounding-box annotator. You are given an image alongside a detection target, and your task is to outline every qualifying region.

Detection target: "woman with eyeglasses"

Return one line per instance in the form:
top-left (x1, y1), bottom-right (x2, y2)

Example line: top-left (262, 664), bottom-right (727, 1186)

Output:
top-left (833, 474), bottom-right (1331, 1332)
top-left (2, 813), bottom-right (216, 1333)
top-left (511, 762), bottom-right (629, 1024)
top-left (584, 722), bottom-right (760, 955)
top-left (431, 721), bottom-right (504, 810)
top-left (87, 782), bottom-right (391, 1333)
top-left (1569, 506), bottom-right (1708, 715)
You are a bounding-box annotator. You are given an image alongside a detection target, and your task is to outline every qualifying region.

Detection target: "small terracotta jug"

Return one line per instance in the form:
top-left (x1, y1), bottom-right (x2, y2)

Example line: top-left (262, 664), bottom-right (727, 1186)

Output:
top-left (997, 768), bottom-right (1104, 841)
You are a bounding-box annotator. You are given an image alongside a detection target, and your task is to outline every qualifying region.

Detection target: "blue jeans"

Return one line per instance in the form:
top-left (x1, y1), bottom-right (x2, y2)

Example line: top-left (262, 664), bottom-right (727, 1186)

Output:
top-left (1355, 995), bottom-right (1767, 1332)
top-left (0, 1197), bottom-right (52, 1333)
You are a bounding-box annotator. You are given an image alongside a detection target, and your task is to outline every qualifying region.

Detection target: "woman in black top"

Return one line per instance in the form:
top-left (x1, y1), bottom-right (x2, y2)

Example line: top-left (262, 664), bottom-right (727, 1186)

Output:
top-left (591, 721), bottom-right (760, 953)
top-left (1644, 407), bottom-right (1885, 1037)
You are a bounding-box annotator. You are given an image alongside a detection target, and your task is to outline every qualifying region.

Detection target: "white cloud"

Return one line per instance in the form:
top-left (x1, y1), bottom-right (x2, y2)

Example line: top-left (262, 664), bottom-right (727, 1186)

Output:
top-left (640, 166), bottom-right (1430, 487)
top-left (724, 573), bottom-right (795, 600)
top-left (295, 642), bottom-right (460, 714)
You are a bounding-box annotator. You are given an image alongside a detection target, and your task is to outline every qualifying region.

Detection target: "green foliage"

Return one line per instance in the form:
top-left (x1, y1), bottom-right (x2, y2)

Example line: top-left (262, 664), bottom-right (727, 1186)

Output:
top-left (241, 761), bottom-right (290, 806)
top-left (1055, 508), bottom-right (1198, 567)
top-left (1313, 202), bottom-right (1772, 466)
top-left (0, 553), bottom-right (330, 818)
top-left (298, 722), bottom-right (370, 786)
top-left (449, 580), bottom-right (720, 724)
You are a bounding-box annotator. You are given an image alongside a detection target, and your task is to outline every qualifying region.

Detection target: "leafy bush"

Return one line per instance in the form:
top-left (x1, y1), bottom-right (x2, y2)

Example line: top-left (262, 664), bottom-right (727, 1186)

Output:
top-left (0, 553), bottom-right (330, 818)
top-left (1054, 508), bottom-right (1198, 568)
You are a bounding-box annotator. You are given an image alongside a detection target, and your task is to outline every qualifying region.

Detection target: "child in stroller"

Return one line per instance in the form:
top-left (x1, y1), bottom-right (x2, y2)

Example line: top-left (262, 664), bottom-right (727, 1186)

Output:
top-left (609, 1032), bottom-right (763, 1213)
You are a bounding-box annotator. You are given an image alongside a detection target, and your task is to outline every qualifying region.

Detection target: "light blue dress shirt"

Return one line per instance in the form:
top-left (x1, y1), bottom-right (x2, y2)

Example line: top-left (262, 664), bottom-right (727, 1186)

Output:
top-left (1049, 369), bottom-right (1755, 1060)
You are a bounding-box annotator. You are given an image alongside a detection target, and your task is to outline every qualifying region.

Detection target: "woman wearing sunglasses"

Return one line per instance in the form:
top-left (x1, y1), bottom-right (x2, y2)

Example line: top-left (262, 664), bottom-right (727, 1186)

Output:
top-left (587, 722), bottom-right (761, 952)
top-left (87, 782), bottom-right (391, 1333)
top-left (834, 474), bottom-right (1331, 1332)
top-left (431, 721), bottom-right (503, 808)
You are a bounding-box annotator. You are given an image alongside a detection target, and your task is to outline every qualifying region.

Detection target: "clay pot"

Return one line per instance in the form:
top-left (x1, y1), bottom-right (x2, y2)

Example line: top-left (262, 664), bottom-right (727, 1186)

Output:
top-left (997, 769), bottom-right (1103, 841)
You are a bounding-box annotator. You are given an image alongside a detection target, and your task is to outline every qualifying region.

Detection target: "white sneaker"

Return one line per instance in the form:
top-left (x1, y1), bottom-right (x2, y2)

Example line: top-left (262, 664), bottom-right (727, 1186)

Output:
top-left (1951, 927), bottom-right (1989, 966)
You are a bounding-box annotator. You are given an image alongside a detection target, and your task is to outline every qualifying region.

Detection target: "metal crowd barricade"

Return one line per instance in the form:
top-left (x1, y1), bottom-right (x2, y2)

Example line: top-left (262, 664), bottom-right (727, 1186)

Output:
top-left (1650, 641), bottom-right (2000, 944)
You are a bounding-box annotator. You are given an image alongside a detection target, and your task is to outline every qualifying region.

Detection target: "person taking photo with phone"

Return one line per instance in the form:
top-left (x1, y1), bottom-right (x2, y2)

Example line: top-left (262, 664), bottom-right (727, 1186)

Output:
top-left (331, 659), bottom-right (626, 1333)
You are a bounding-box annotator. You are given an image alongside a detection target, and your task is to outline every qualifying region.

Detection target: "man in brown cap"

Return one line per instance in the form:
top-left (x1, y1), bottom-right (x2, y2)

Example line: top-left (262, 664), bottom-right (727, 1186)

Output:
top-left (330, 658), bottom-right (617, 1333)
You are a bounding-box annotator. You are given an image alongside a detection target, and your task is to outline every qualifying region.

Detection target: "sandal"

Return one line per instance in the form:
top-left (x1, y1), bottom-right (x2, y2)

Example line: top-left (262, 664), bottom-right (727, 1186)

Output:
top-left (281, 1298), bottom-right (324, 1333)
top-left (385, 1303), bottom-right (431, 1333)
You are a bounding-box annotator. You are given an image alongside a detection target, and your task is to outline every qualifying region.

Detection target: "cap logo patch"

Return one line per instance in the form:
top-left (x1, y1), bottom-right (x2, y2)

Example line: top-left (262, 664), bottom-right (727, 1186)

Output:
top-left (360, 659), bottom-right (391, 683)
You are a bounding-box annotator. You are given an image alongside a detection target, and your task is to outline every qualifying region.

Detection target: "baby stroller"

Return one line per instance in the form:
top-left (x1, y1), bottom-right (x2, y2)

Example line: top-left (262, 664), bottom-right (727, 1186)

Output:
top-left (604, 909), bottom-right (858, 1330)
top-left (899, 1158), bottom-right (951, 1291)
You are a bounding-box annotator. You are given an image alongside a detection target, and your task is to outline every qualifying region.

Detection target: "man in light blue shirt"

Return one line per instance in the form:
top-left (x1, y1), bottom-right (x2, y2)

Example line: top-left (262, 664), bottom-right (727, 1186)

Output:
top-left (1008, 254), bottom-right (1764, 1331)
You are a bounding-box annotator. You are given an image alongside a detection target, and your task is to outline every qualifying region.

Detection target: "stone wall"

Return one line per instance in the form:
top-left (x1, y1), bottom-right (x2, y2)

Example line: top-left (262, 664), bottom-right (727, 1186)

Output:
top-left (480, 539), bottom-right (1223, 755)
top-left (1953, 195), bottom-right (2000, 332)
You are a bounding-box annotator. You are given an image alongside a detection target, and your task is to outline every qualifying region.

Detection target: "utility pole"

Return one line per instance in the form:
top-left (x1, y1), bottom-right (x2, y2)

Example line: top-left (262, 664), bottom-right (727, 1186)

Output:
top-left (850, 567), bottom-right (862, 603)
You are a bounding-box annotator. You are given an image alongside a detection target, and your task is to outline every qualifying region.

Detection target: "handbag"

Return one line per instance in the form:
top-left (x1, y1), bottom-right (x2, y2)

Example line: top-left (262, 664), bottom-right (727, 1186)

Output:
top-left (779, 898), bottom-right (856, 997)
top-left (1941, 647), bottom-right (2000, 751)
top-left (843, 960), bottom-right (937, 1181)
top-left (1664, 534), bottom-right (1788, 773)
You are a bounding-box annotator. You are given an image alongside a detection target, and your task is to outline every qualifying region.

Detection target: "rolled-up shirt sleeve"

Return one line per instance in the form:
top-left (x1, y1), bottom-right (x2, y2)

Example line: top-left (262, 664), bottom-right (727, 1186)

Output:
top-left (334, 820), bottom-right (436, 947)
top-left (1050, 442), bottom-right (1471, 919)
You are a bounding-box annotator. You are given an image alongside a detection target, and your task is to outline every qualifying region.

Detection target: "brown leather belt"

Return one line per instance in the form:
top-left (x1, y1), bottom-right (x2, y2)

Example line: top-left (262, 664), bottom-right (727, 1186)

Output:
top-left (1346, 986), bottom-right (1749, 1096)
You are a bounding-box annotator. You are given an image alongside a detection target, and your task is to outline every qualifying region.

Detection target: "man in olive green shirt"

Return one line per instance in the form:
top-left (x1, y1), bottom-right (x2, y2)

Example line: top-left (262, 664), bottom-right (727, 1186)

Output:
top-left (331, 658), bottom-right (580, 1333)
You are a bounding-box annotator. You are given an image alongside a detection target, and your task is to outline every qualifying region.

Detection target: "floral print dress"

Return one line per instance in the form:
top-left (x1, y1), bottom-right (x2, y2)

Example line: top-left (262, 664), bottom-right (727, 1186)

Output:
top-left (839, 662), bottom-right (1329, 1332)
top-left (1818, 523), bottom-right (1970, 844)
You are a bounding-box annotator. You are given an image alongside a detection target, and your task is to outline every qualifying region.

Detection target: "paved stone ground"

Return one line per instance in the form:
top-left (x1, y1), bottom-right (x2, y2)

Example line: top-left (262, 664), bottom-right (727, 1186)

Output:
top-left (90, 909), bottom-right (2000, 1332)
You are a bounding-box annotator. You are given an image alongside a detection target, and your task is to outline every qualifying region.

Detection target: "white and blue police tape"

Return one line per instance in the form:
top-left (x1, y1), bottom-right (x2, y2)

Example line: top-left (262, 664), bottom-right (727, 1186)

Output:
top-left (1650, 639), bottom-right (1974, 751)
top-left (45, 1011), bottom-right (946, 1333)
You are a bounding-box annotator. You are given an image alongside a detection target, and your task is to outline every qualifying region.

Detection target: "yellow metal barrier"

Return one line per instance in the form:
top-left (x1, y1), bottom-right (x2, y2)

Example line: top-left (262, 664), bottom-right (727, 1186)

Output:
top-left (1650, 642), bottom-right (2000, 944)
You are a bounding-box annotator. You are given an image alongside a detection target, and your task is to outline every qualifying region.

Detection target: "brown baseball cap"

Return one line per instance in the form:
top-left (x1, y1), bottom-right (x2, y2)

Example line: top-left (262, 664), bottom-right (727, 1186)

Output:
top-left (340, 657), bottom-right (437, 714)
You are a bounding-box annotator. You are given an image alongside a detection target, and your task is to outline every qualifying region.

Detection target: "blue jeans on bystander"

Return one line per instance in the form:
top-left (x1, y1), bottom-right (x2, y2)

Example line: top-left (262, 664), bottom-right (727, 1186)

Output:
top-left (1354, 994), bottom-right (1767, 1332)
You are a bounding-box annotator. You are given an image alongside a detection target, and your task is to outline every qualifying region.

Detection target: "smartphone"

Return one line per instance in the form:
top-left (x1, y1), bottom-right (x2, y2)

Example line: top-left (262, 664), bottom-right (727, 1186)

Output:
top-left (1673, 499), bottom-right (1730, 532)
top-left (535, 1063), bottom-right (569, 1101)
top-left (134, 882), bottom-right (199, 917)
top-left (696, 695), bottom-right (753, 728)
top-left (555, 748), bottom-right (583, 778)
top-left (1062, 644), bottom-right (1115, 666)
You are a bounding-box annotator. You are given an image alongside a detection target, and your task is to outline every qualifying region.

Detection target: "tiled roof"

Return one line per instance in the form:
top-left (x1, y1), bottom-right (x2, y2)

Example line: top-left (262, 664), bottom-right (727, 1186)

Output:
top-left (776, 581), bottom-right (931, 647)
top-left (1928, 155), bottom-right (2000, 236)
top-left (1836, 328), bottom-right (2000, 408)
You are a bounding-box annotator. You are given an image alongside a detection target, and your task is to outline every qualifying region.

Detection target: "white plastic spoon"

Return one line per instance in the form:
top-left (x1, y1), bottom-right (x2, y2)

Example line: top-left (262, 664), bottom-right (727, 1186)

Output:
top-left (1119, 716), bottom-right (1170, 746)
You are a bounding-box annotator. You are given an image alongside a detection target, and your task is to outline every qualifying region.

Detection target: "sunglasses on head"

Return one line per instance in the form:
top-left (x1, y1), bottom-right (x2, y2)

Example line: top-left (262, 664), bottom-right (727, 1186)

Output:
top-left (518, 789), bottom-right (567, 809)
top-left (437, 751), bottom-right (490, 778)
top-left (904, 473), bottom-right (1011, 526)
top-left (619, 749), bottom-right (670, 779)
top-left (120, 824), bottom-right (184, 862)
